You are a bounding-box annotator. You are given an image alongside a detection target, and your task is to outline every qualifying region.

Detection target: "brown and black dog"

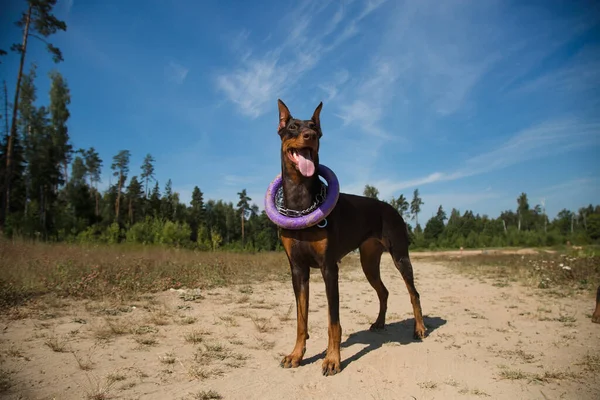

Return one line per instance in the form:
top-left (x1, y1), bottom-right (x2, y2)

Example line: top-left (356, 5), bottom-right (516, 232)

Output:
top-left (592, 285), bottom-right (600, 324)
top-left (275, 99), bottom-right (427, 376)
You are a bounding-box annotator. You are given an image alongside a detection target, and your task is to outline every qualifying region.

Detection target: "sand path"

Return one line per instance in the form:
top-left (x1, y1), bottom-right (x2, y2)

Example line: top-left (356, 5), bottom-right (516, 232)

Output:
top-left (1, 255), bottom-right (598, 399)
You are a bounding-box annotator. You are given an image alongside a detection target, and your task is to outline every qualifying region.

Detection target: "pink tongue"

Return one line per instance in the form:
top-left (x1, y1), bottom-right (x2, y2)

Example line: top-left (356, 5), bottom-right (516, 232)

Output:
top-left (297, 149), bottom-right (315, 177)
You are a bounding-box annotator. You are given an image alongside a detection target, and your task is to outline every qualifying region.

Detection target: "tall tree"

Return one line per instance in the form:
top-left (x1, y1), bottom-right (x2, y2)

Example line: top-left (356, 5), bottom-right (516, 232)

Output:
top-left (516, 192), bottom-right (529, 231)
top-left (161, 179), bottom-right (174, 221)
top-left (363, 184), bottom-right (379, 199)
top-left (82, 147), bottom-right (102, 216)
top-left (149, 181), bottom-right (161, 218)
top-left (189, 186), bottom-right (205, 242)
top-left (140, 153), bottom-right (155, 198)
top-left (390, 193), bottom-right (409, 218)
top-left (410, 188), bottom-right (424, 227)
top-left (4, 0), bottom-right (67, 228)
top-left (125, 175), bottom-right (143, 225)
top-left (110, 150), bottom-right (130, 223)
top-left (48, 70), bottom-right (71, 182)
top-left (237, 189), bottom-right (251, 246)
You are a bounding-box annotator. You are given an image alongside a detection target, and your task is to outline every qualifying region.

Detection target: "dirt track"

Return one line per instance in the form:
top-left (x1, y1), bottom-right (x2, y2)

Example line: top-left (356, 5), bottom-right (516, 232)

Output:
top-left (1, 255), bottom-right (599, 399)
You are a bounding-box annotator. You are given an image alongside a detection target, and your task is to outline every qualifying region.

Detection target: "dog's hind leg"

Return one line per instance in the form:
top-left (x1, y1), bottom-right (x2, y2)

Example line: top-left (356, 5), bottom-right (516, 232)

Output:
top-left (592, 285), bottom-right (600, 324)
top-left (385, 223), bottom-right (427, 339)
top-left (359, 238), bottom-right (388, 331)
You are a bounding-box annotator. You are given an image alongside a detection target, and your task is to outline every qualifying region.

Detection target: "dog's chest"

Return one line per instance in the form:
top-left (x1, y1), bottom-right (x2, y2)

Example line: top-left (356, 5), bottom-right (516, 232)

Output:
top-left (282, 230), bottom-right (328, 268)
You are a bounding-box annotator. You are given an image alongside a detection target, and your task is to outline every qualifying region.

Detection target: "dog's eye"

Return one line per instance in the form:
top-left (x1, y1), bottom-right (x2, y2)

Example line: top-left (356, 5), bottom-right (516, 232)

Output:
top-left (288, 123), bottom-right (298, 130)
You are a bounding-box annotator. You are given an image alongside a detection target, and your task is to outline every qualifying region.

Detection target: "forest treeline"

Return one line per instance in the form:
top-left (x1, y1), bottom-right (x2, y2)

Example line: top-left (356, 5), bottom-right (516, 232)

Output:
top-left (1, 0), bottom-right (598, 252)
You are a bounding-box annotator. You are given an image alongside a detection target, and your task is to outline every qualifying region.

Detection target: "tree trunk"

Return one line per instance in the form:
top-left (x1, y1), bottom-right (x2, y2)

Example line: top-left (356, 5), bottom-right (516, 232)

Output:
top-left (115, 172), bottom-right (122, 222)
top-left (241, 210), bottom-right (245, 247)
top-left (95, 189), bottom-right (99, 217)
top-left (4, 5), bottom-right (32, 227)
top-left (128, 197), bottom-right (133, 225)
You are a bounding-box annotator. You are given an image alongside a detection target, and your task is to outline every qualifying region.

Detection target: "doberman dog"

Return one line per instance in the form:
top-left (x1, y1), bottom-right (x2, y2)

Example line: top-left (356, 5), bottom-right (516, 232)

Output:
top-left (275, 99), bottom-right (427, 376)
top-left (592, 285), bottom-right (600, 324)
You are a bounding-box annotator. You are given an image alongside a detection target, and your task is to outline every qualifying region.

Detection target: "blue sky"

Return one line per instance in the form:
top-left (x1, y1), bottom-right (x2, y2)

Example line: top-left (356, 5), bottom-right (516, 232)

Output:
top-left (1, 0), bottom-right (599, 223)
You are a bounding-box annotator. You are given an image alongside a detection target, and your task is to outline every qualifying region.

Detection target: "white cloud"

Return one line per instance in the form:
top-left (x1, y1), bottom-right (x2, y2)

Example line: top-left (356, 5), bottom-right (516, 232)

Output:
top-left (63, 0), bottom-right (74, 14)
top-left (165, 61), bottom-right (189, 85)
top-left (215, 0), bottom-right (389, 119)
top-left (342, 117), bottom-right (600, 200)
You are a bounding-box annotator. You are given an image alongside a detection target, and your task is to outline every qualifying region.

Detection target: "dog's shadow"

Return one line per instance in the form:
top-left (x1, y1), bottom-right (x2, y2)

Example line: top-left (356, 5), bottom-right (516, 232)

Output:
top-left (302, 315), bottom-right (447, 369)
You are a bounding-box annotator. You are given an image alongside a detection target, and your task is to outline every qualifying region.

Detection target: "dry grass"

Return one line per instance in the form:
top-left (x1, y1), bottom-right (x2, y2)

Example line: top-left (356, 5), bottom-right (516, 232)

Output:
top-left (433, 250), bottom-right (600, 295)
top-left (44, 334), bottom-right (70, 352)
top-left (497, 365), bottom-right (580, 383)
top-left (189, 390), bottom-right (223, 400)
top-left (0, 368), bottom-right (13, 393)
top-left (184, 329), bottom-right (211, 344)
top-left (0, 238), bottom-right (289, 310)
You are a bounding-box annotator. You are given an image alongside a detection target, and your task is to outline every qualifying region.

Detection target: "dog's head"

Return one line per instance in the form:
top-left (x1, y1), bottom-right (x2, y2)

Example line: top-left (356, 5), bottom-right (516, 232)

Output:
top-left (277, 99), bottom-right (323, 180)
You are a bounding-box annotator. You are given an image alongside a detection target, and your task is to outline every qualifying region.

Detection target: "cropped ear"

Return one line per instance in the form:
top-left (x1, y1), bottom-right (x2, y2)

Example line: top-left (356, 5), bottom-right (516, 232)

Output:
top-left (278, 99), bottom-right (291, 132)
top-left (311, 101), bottom-right (323, 126)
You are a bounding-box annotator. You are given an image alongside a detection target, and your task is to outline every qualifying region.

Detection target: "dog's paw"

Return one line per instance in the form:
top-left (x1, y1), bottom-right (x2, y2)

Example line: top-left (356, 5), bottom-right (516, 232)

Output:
top-left (369, 321), bottom-right (385, 331)
top-left (592, 313), bottom-right (600, 324)
top-left (280, 354), bottom-right (302, 369)
top-left (321, 356), bottom-right (341, 376)
top-left (413, 324), bottom-right (427, 340)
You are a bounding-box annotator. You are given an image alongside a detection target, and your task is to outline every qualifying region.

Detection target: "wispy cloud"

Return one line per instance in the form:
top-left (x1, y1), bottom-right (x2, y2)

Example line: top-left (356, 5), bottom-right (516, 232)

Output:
top-left (63, 0), bottom-right (74, 14)
top-left (334, 59), bottom-right (402, 140)
top-left (165, 61), bottom-right (189, 85)
top-left (342, 118), bottom-right (600, 200)
top-left (215, 0), bottom-right (389, 118)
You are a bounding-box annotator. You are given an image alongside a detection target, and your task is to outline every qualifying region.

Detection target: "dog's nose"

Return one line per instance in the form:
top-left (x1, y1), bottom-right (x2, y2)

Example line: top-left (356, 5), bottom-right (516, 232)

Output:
top-left (303, 131), bottom-right (316, 141)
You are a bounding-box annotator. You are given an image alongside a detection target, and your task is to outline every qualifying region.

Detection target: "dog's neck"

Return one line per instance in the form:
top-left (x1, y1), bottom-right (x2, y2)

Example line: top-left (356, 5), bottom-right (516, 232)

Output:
top-left (281, 156), bottom-right (321, 212)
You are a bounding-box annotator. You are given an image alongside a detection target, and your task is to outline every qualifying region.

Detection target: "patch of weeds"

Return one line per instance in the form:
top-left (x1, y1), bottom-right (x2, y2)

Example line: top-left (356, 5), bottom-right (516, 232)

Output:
top-left (177, 316), bottom-right (197, 325)
top-left (239, 286), bottom-right (253, 295)
top-left (576, 353), bottom-right (600, 373)
top-left (251, 315), bottom-right (274, 333)
top-left (497, 365), bottom-right (579, 383)
top-left (4, 346), bottom-right (24, 358)
top-left (0, 368), bottom-right (13, 393)
top-left (44, 334), bottom-right (70, 352)
top-left (252, 337), bottom-right (275, 351)
top-left (134, 336), bottom-right (158, 347)
top-left (443, 377), bottom-right (459, 387)
top-left (218, 315), bottom-right (239, 327)
top-left (180, 290), bottom-right (204, 302)
top-left (72, 347), bottom-right (96, 371)
top-left (498, 367), bottom-right (528, 380)
top-left (417, 380), bottom-right (438, 389)
top-left (184, 329), bottom-right (210, 344)
top-left (236, 294), bottom-right (250, 304)
top-left (133, 325), bottom-right (158, 335)
top-left (187, 366), bottom-right (224, 380)
top-left (84, 374), bottom-right (117, 400)
top-left (159, 352), bottom-right (177, 365)
top-left (147, 306), bottom-right (171, 326)
top-left (190, 389), bottom-right (223, 400)
top-left (278, 303), bottom-right (294, 322)
top-left (106, 371), bottom-right (127, 384)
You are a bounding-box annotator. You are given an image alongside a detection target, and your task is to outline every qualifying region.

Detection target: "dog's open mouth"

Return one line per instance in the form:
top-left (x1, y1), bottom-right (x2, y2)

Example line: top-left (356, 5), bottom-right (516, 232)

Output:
top-left (288, 147), bottom-right (316, 177)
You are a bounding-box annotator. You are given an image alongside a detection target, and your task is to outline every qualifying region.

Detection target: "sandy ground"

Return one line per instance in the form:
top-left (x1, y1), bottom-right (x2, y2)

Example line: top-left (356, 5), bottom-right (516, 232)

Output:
top-left (1, 255), bottom-right (599, 400)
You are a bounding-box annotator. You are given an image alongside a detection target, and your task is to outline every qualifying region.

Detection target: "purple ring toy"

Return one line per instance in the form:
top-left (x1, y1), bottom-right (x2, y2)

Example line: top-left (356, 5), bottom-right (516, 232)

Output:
top-left (264, 164), bottom-right (340, 230)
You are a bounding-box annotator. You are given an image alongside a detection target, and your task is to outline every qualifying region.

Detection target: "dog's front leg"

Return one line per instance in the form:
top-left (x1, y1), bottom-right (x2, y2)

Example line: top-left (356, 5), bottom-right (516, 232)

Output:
top-left (281, 263), bottom-right (310, 368)
top-left (321, 262), bottom-right (342, 376)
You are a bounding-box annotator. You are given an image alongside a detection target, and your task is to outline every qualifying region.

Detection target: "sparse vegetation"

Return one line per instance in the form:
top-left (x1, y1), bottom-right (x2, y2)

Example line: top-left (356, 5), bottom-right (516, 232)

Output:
top-left (436, 250), bottom-right (600, 295)
top-left (0, 239), bottom-right (289, 309)
top-left (190, 390), bottom-right (223, 400)
top-left (184, 329), bottom-right (211, 344)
